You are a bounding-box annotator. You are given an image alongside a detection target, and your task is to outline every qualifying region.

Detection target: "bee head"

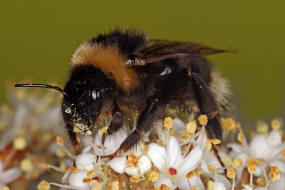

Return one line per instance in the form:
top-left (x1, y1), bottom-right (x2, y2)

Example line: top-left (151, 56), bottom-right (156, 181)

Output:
top-left (15, 65), bottom-right (114, 136)
top-left (62, 65), bottom-right (114, 135)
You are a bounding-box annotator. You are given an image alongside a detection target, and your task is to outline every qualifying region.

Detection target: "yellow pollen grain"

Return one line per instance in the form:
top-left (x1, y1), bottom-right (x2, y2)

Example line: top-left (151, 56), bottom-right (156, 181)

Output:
top-left (83, 178), bottom-right (92, 183)
top-left (37, 180), bottom-right (50, 190)
top-left (256, 177), bottom-right (266, 187)
top-left (69, 167), bottom-right (79, 172)
top-left (98, 126), bottom-right (108, 135)
top-left (130, 176), bottom-right (142, 183)
top-left (206, 140), bottom-right (212, 151)
top-left (270, 166), bottom-right (280, 181)
top-left (198, 115), bottom-right (208, 126)
top-left (195, 168), bottom-right (202, 176)
top-left (237, 131), bottom-right (244, 143)
top-left (149, 171), bottom-right (159, 182)
top-left (20, 159), bottom-right (33, 172)
top-left (221, 117), bottom-right (236, 131)
top-left (207, 180), bottom-right (215, 190)
top-left (163, 117), bottom-right (173, 129)
top-left (232, 158), bottom-right (243, 168)
top-left (247, 164), bottom-right (256, 174)
top-left (186, 121), bottom-right (197, 134)
top-left (186, 171), bottom-right (195, 178)
top-left (91, 181), bottom-right (101, 190)
top-left (13, 137), bottom-right (27, 150)
top-left (87, 170), bottom-right (95, 178)
top-left (111, 181), bottom-right (119, 190)
top-left (56, 136), bottom-right (64, 146)
top-left (127, 154), bottom-right (138, 167)
top-left (38, 163), bottom-right (50, 169)
top-left (211, 139), bottom-right (221, 145)
top-left (207, 164), bottom-right (216, 173)
top-left (271, 119), bottom-right (282, 130)
top-left (192, 186), bottom-right (197, 190)
top-left (159, 184), bottom-right (172, 190)
top-left (1, 186), bottom-right (10, 190)
top-left (227, 168), bottom-right (236, 179)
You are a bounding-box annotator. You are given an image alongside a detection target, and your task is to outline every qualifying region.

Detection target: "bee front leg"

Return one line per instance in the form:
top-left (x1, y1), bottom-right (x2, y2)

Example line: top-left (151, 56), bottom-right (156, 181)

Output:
top-left (66, 122), bottom-right (82, 154)
top-left (191, 72), bottom-right (222, 139)
top-left (102, 104), bottom-right (124, 144)
top-left (114, 96), bottom-right (160, 155)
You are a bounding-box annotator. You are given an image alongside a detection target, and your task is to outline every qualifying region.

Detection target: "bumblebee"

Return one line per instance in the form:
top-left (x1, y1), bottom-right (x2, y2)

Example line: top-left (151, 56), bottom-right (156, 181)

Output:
top-left (15, 29), bottom-right (231, 155)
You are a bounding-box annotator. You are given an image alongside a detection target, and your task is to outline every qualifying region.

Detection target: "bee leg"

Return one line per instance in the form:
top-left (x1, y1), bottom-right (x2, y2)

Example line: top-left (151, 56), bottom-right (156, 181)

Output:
top-left (190, 72), bottom-right (222, 139)
top-left (114, 96), bottom-right (159, 155)
top-left (66, 122), bottom-right (82, 154)
top-left (102, 104), bottom-right (124, 144)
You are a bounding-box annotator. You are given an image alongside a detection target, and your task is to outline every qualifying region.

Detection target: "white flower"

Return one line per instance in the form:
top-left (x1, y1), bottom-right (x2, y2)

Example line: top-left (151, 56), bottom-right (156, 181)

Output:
top-left (147, 135), bottom-right (204, 190)
top-left (82, 128), bottom-right (128, 156)
top-left (228, 130), bottom-right (285, 180)
top-left (108, 156), bottom-right (127, 174)
top-left (75, 153), bottom-right (97, 171)
top-left (107, 155), bottom-right (152, 176)
top-left (68, 171), bottom-right (90, 190)
top-left (0, 161), bottom-right (21, 189)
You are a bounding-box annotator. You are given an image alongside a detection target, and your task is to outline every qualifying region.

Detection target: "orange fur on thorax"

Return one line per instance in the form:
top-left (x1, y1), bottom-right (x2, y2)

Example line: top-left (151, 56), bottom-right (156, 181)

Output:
top-left (71, 42), bottom-right (139, 91)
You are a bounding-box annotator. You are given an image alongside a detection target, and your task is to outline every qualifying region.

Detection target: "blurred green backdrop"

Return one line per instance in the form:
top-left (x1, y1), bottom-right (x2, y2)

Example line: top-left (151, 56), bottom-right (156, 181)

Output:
top-left (0, 0), bottom-right (284, 122)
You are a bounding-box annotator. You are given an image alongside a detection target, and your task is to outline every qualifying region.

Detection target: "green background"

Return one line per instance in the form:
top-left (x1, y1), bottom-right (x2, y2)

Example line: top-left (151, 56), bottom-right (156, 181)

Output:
top-left (0, 0), bottom-right (284, 122)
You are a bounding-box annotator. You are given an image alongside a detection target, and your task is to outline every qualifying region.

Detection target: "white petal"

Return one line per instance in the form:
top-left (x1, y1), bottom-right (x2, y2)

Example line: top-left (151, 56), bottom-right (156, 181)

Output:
top-left (125, 167), bottom-right (139, 176)
top-left (179, 176), bottom-right (205, 190)
top-left (68, 171), bottom-right (89, 190)
top-left (178, 146), bottom-right (203, 176)
top-left (147, 143), bottom-right (166, 170)
top-left (269, 174), bottom-right (285, 190)
top-left (75, 153), bottom-right (96, 171)
top-left (249, 134), bottom-right (269, 159)
top-left (267, 130), bottom-right (282, 146)
top-left (93, 128), bottom-right (128, 156)
top-left (227, 143), bottom-right (245, 153)
top-left (196, 127), bottom-right (207, 149)
top-left (254, 166), bottom-right (262, 176)
top-left (107, 156), bottom-right (126, 174)
top-left (214, 182), bottom-right (227, 190)
top-left (242, 184), bottom-right (253, 190)
top-left (215, 175), bottom-right (231, 190)
top-left (0, 167), bottom-right (21, 184)
top-left (167, 136), bottom-right (182, 168)
top-left (154, 176), bottom-right (177, 189)
top-left (137, 155), bottom-right (152, 175)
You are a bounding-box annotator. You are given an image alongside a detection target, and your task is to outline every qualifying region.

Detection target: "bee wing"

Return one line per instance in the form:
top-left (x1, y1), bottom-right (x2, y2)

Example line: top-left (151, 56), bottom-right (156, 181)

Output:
top-left (133, 40), bottom-right (227, 64)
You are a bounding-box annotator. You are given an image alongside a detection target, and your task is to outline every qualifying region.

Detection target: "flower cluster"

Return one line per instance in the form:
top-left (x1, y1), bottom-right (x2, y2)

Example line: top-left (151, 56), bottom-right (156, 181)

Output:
top-left (0, 84), bottom-right (285, 190)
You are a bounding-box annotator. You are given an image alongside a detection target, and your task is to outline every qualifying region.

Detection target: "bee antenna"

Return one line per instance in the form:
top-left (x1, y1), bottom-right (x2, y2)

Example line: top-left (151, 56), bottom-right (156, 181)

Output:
top-left (14, 83), bottom-right (69, 97)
